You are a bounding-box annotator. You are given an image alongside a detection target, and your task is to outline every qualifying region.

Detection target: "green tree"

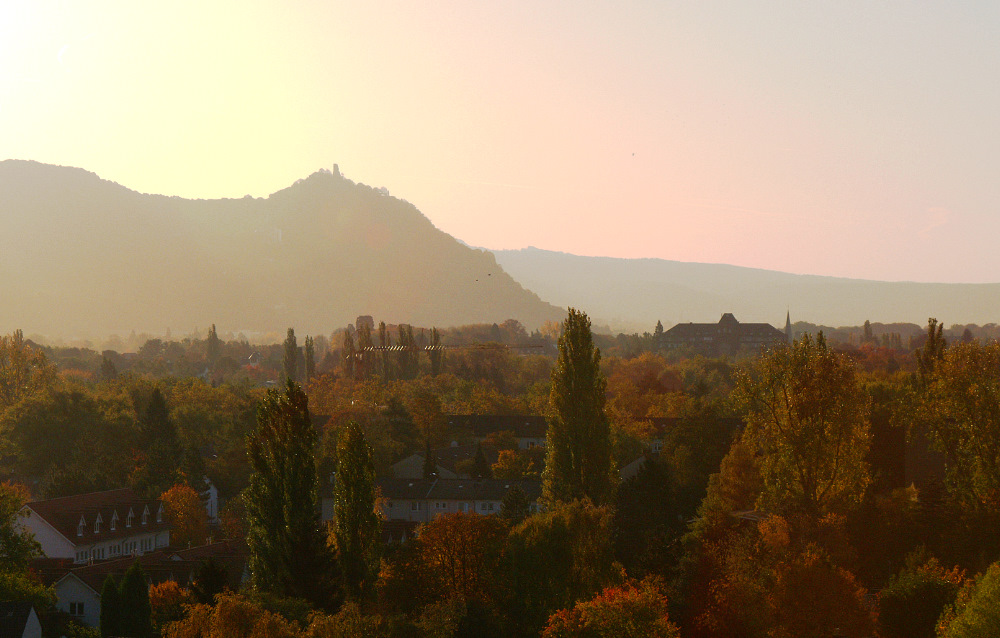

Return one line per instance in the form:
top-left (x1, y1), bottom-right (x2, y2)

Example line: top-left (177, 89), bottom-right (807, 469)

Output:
top-left (543, 308), bottom-right (614, 506)
top-left (99, 575), bottom-right (121, 638)
top-left (923, 340), bottom-right (1000, 511)
top-left (342, 330), bottom-right (356, 379)
top-left (0, 481), bottom-right (41, 571)
top-left (356, 323), bottom-right (374, 381)
top-left (653, 320), bottom-right (664, 351)
top-left (100, 355), bottom-right (118, 381)
top-left (938, 561), bottom-right (1000, 637)
top-left (304, 335), bottom-right (315, 384)
top-left (246, 380), bottom-right (335, 607)
top-left (283, 328), bottom-right (299, 383)
top-left (331, 420), bottom-right (381, 600)
top-left (206, 324), bottom-right (222, 366)
top-left (472, 442), bottom-right (491, 479)
top-left (735, 332), bottom-right (871, 517)
top-left (500, 484), bottom-right (530, 525)
top-left (917, 317), bottom-right (947, 385)
top-left (119, 562), bottom-right (152, 638)
top-left (132, 387), bottom-right (182, 498)
top-left (190, 557), bottom-right (229, 604)
top-left (878, 551), bottom-right (965, 638)
top-left (378, 321), bottom-right (392, 381)
top-left (430, 327), bottom-right (443, 376)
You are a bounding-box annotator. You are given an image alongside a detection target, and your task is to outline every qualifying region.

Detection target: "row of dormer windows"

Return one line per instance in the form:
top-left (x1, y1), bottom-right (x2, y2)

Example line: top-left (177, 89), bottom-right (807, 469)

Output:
top-left (76, 504), bottom-right (160, 536)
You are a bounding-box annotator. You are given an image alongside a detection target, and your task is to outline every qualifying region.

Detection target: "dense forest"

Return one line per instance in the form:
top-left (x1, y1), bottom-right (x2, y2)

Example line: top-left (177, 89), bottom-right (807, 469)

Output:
top-left (4, 312), bottom-right (1000, 637)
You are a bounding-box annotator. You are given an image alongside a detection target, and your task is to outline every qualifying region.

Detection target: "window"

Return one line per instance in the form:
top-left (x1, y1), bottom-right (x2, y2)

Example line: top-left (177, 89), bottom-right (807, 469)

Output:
top-left (77, 516), bottom-right (86, 537)
top-left (69, 602), bottom-right (85, 616)
top-left (479, 503), bottom-right (487, 511)
top-left (111, 511), bottom-right (118, 531)
top-left (411, 502), bottom-right (418, 511)
top-left (127, 509), bottom-right (134, 528)
top-left (156, 504), bottom-right (163, 523)
top-left (94, 513), bottom-right (102, 534)
top-left (488, 503), bottom-right (495, 512)
top-left (142, 506), bottom-right (149, 525)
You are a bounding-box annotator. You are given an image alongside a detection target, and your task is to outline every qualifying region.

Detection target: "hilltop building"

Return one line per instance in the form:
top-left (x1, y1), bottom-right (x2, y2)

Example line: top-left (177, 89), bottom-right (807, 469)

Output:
top-left (662, 313), bottom-right (788, 355)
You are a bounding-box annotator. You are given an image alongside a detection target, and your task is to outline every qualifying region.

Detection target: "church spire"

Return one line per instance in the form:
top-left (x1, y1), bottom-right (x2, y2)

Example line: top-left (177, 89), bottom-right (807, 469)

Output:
top-left (785, 310), bottom-right (792, 343)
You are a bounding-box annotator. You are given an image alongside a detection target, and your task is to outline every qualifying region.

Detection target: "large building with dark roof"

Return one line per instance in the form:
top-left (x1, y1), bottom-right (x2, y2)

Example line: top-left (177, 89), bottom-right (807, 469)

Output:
top-left (662, 313), bottom-right (789, 355)
top-left (20, 488), bottom-right (170, 565)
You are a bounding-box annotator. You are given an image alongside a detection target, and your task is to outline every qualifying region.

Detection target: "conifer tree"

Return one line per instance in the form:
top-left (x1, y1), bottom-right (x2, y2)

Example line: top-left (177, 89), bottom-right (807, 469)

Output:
top-left (423, 439), bottom-right (437, 479)
top-left (331, 420), bottom-right (381, 600)
top-left (282, 328), bottom-right (298, 383)
top-left (99, 575), bottom-right (121, 638)
top-left (119, 562), bottom-right (152, 638)
top-left (653, 320), bottom-right (664, 351)
top-left (133, 387), bottom-right (181, 497)
top-left (472, 442), bottom-right (491, 479)
top-left (246, 380), bottom-right (335, 607)
top-left (206, 324), bottom-right (222, 365)
top-left (542, 308), bottom-right (615, 506)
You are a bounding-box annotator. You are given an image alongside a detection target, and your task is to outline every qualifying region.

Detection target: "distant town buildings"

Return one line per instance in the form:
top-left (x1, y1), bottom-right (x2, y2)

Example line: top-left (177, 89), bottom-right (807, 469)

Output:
top-left (662, 313), bottom-right (789, 355)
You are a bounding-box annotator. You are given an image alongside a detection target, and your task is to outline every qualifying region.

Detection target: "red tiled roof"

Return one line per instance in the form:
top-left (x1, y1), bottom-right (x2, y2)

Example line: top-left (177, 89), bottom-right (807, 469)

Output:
top-left (26, 488), bottom-right (169, 546)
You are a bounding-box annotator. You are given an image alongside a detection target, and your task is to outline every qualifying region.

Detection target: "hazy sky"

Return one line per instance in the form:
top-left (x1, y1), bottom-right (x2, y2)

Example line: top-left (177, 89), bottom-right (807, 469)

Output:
top-left (3, 2), bottom-right (998, 283)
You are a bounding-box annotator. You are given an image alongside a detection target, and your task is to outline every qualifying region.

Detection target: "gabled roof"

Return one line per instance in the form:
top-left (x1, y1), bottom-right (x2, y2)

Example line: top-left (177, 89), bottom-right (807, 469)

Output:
top-left (0, 602), bottom-right (36, 638)
top-left (446, 415), bottom-right (547, 438)
top-left (26, 488), bottom-right (169, 546)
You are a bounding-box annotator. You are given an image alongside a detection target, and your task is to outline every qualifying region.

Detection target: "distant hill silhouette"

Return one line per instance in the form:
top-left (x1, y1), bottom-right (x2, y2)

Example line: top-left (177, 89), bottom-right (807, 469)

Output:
top-left (0, 161), bottom-right (563, 338)
top-left (491, 247), bottom-right (1000, 332)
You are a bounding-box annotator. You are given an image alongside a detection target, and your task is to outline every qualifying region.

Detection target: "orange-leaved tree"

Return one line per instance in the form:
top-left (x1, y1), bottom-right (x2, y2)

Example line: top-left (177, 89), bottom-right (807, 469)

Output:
top-left (160, 483), bottom-right (209, 548)
top-left (542, 579), bottom-right (680, 638)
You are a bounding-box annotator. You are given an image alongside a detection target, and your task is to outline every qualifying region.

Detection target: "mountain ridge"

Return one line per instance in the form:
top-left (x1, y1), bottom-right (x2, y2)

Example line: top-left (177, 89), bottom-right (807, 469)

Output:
top-left (0, 160), bottom-right (564, 338)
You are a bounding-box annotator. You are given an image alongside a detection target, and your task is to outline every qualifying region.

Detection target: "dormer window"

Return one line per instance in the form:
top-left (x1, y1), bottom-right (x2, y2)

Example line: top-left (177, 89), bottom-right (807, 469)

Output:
top-left (111, 511), bottom-right (118, 531)
top-left (142, 506), bottom-right (149, 525)
top-left (156, 504), bottom-right (163, 523)
top-left (94, 513), bottom-right (103, 534)
top-left (77, 516), bottom-right (86, 537)
top-left (126, 508), bottom-right (134, 528)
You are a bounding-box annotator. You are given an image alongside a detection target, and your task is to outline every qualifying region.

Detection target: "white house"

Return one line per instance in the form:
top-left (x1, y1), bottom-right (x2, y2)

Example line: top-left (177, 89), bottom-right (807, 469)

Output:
top-left (20, 488), bottom-right (170, 564)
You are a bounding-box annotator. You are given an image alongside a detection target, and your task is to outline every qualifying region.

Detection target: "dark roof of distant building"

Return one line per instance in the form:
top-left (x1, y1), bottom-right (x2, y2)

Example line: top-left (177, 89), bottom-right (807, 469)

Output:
top-left (377, 478), bottom-right (541, 502)
top-left (446, 415), bottom-right (547, 438)
top-left (663, 314), bottom-right (786, 341)
top-left (0, 602), bottom-right (35, 638)
top-left (26, 488), bottom-right (168, 546)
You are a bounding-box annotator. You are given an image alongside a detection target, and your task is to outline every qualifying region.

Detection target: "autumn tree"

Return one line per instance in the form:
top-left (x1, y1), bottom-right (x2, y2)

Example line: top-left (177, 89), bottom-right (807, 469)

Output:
top-left (937, 561), bottom-right (1000, 637)
top-left (149, 580), bottom-right (192, 634)
top-left (735, 332), bottom-right (871, 517)
top-left (331, 420), bottom-right (381, 600)
top-left (417, 511), bottom-right (509, 604)
top-left (160, 483), bottom-right (209, 548)
top-left (878, 551), bottom-right (965, 638)
top-left (246, 380), bottom-right (335, 607)
top-left (916, 317), bottom-right (947, 385)
top-left (0, 329), bottom-right (55, 412)
top-left (542, 579), bottom-right (680, 638)
top-left (283, 328), bottom-right (299, 383)
top-left (543, 308), bottom-right (615, 506)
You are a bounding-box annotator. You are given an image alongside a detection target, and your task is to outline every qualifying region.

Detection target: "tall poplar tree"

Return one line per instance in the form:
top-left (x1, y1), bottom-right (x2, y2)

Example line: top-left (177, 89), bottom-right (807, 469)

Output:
top-left (206, 324), bottom-right (222, 365)
top-left (542, 308), bottom-right (615, 506)
top-left (246, 380), bottom-right (335, 607)
top-left (430, 327), bottom-right (443, 376)
top-left (331, 420), bottom-right (380, 600)
top-left (378, 321), bottom-right (392, 381)
top-left (99, 575), bottom-right (121, 638)
top-left (283, 328), bottom-right (298, 383)
top-left (342, 330), bottom-right (356, 379)
top-left (304, 335), bottom-right (315, 384)
top-left (119, 562), bottom-right (152, 638)
top-left (356, 322), bottom-right (374, 381)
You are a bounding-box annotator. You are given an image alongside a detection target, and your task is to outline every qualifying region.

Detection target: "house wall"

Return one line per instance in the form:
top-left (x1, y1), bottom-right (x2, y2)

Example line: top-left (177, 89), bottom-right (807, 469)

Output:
top-left (55, 575), bottom-right (100, 627)
top-left (19, 509), bottom-right (75, 559)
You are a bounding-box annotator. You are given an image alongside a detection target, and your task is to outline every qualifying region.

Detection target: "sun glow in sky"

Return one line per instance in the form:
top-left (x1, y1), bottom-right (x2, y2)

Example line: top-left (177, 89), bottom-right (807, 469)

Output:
top-left (3, 1), bottom-right (999, 283)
